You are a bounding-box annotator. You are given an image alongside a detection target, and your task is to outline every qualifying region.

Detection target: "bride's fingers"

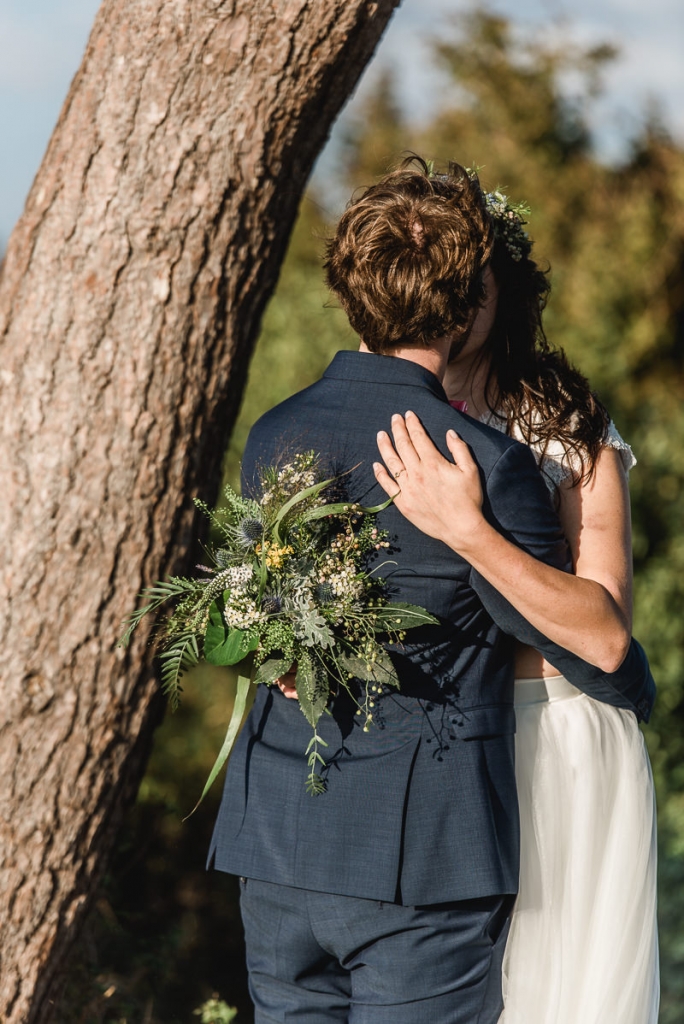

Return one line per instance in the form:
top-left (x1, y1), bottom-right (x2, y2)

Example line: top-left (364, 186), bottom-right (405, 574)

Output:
top-left (373, 460), bottom-right (402, 499)
top-left (404, 410), bottom-right (440, 463)
top-left (446, 430), bottom-right (476, 473)
top-left (377, 429), bottom-right (406, 481)
top-left (390, 414), bottom-right (422, 471)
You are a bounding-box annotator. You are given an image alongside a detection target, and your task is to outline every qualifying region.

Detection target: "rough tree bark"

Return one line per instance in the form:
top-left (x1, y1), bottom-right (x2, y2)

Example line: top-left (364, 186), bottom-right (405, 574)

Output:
top-left (0, 1), bottom-right (401, 1019)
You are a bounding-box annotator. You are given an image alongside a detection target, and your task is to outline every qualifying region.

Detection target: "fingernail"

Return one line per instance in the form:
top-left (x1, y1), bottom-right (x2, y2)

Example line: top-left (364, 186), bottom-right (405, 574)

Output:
top-left (377, 430), bottom-right (386, 440)
top-left (372, 462), bottom-right (381, 472)
top-left (391, 413), bottom-right (402, 423)
top-left (447, 429), bottom-right (458, 439)
top-left (405, 410), bottom-right (414, 418)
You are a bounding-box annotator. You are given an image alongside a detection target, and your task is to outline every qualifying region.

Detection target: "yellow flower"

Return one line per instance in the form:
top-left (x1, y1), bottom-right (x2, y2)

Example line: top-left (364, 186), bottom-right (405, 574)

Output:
top-left (257, 541), bottom-right (294, 569)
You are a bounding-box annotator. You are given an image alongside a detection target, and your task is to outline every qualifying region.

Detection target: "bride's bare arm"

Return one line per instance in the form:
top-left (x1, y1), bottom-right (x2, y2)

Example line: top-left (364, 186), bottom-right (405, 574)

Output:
top-left (374, 411), bottom-right (632, 673)
top-left (556, 445), bottom-right (632, 631)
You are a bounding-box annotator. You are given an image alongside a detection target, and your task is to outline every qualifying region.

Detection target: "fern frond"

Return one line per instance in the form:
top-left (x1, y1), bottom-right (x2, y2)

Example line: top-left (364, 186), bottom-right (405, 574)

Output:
top-left (158, 632), bottom-right (200, 710)
top-left (117, 577), bottom-right (202, 647)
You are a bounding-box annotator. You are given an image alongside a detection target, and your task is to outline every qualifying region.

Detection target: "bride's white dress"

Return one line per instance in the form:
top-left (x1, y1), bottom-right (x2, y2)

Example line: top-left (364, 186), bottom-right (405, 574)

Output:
top-left (481, 414), bottom-right (660, 1023)
top-left (503, 674), bottom-right (659, 1023)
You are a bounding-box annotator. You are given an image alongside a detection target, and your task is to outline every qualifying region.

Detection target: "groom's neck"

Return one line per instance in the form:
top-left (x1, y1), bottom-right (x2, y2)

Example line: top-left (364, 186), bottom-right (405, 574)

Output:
top-left (357, 338), bottom-right (451, 383)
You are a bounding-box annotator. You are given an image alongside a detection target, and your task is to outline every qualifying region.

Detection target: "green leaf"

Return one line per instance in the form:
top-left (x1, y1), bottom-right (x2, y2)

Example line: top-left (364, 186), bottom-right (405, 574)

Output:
top-left (254, 657), bottom-right (293, 684)
top-left (257, 545), bottom-right (268, 603)
top-left (296, 654), bottom-right (330, 729)
top-left (373, 602), bottom-right (440, 631)
top-left (299, 494), bottom-right (395, 526)
top-left (357, 496), bottom-right (396, 514)
top-left (339, 648), bottom-right (399, 688)
top-left (204, 602), bottom-right (259, 666)
top-left (184, 672), bottom-right (252, 820)
top-left (305, 773), bottom-right (327, 796)
top-left (299, 501), bottom-right (359, 522)
top-left (206, 627), bottom-right (258, 666)
top-left (193, 998), bottom-right (238, 1024)
top-left (305, 733), bottom-right (329, 754)
top-left (293, 597), bottom-right (334, 649)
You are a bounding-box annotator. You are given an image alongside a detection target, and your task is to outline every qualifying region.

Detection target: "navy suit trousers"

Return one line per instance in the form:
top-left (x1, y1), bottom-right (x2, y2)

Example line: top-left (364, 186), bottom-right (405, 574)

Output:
top-left (239, 877), bottom-right (513, 1024)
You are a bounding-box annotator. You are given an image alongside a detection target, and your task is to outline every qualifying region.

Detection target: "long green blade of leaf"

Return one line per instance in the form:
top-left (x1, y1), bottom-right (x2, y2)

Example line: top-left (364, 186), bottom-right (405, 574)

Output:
top-left (183, 672), bottom-right (252, 820)
top-left (271, 475), bottom-right (336, 544)
top-left (299, 494), bottom-right (395, 527)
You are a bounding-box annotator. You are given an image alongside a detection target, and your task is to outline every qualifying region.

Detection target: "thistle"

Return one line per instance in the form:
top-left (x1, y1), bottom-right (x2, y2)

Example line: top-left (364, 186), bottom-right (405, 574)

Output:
top-left (239, 517), bottom-right (264, 546)
top-left (315, 582), bottom-right (336, 605)
top-left (261, 594), bottom-right (283, 615)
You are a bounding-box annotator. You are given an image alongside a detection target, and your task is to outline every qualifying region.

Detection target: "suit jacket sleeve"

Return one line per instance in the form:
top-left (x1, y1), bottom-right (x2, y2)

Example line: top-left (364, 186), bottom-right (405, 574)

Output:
top-left (471, 441), bottom-right (655, 722)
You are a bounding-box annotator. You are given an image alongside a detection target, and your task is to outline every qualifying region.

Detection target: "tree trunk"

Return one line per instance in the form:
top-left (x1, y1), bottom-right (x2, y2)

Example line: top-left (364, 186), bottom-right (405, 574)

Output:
top-left (0, 1), bottom-right (400, 1018)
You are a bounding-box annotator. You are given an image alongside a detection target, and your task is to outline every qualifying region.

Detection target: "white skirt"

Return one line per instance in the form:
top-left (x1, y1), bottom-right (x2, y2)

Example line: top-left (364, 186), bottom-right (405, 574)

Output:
top-left (501, 675), bottom-right (659, 1024)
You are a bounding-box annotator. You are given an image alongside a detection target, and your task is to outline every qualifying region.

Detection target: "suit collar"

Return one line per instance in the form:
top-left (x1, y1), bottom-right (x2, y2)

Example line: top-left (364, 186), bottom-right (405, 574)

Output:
top-left (323, 350), bottom-right (448, 403)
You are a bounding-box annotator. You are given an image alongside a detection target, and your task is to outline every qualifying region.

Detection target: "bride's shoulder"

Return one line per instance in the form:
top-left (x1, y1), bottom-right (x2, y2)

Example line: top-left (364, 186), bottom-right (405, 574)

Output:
top-left (603, 419), bottom-right (637, 474)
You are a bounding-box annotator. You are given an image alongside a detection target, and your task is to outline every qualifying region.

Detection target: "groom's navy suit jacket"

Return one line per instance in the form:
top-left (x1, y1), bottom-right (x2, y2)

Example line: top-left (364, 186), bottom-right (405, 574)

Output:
top-left (209, 351), bottom-right (655, 905)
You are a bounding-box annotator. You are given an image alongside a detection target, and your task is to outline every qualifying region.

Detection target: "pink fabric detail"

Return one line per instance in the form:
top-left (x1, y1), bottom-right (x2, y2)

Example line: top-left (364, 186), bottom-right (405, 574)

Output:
top-left (449, 400), bottom-right (468, 413)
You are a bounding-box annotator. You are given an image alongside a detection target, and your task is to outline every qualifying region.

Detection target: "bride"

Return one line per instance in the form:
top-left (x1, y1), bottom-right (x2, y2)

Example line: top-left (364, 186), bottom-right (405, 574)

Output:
top-left (373, 179), bottom-right (659, 1023)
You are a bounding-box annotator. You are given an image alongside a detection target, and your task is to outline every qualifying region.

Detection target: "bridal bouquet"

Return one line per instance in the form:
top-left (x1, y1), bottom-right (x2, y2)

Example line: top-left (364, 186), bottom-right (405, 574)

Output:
top-left (119, 452), bottom-right (437, 803)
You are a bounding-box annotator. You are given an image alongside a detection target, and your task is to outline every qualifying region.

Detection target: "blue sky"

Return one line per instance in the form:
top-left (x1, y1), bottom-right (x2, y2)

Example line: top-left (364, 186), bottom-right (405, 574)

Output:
top-left (1, 0), bottom-right (682, 245)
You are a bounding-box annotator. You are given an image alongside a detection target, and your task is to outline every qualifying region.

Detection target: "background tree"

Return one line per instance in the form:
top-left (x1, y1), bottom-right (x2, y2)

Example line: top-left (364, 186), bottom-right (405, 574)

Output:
top-left (0, 1), bottom-right (402, 1021)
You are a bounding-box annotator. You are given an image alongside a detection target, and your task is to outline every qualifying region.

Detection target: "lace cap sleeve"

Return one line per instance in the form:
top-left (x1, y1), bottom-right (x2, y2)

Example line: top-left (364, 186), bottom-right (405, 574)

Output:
top-left (540, 420), bottom-right (636, 489)
top-left (477, 410), bottom-right (635, 494)
top-left (605, 420), bottom-right (636, 474)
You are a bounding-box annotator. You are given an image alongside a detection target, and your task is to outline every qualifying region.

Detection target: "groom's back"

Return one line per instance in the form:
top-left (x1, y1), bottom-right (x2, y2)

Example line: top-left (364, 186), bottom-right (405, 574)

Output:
top-left (209, 350), bottom-right (567, 905)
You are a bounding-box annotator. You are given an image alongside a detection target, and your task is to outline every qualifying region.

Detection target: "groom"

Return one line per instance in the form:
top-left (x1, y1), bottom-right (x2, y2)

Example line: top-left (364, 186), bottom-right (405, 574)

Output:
top-left (209, 164), bottom-right (654, 1023)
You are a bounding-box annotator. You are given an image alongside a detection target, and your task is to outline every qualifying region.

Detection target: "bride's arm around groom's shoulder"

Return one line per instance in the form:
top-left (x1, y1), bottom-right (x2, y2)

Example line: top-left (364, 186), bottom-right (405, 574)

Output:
top-left (374, 410), bottom-right (655, 722)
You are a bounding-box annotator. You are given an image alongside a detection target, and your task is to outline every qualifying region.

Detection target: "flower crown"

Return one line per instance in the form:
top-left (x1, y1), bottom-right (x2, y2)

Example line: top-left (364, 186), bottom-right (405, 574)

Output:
top-left (427, 162), bottom-right (532, 262)
top-left (482, 188), bottom-right (532, 262)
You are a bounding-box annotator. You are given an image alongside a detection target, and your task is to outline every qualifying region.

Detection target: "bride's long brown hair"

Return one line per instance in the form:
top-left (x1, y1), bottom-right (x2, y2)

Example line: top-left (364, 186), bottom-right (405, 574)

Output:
top-left (478, 214), bottom-right (609, 484)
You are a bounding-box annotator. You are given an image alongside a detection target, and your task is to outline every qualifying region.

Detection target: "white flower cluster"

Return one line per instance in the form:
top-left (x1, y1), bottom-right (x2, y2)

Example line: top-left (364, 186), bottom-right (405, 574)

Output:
top-left (260, 452), bottom-right (321, 509)
top-left (261, 465), bottom-right (317, 506)
top-left (484, 190), bottom-right (531, 262)
top-left (223, 595), bottom-right (264, 631)
top-left (225, 564), bottom-right (253, 588)
top-left (319, 563), bottom-right (363, 603)
top-left (278, 466), bottom-right (319, 493)
top-left (222, 563), bottom-right (263, 630)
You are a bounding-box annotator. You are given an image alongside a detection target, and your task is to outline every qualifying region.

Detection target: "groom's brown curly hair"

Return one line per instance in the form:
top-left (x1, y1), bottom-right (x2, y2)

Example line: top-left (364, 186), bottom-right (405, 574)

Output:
top-left (324, 157), bottom-right (494, 353)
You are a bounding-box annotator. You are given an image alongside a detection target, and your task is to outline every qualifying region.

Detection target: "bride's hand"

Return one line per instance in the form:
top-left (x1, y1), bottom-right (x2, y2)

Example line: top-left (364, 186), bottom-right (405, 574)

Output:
top-left (373, 410), bottom-right (486, 553)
